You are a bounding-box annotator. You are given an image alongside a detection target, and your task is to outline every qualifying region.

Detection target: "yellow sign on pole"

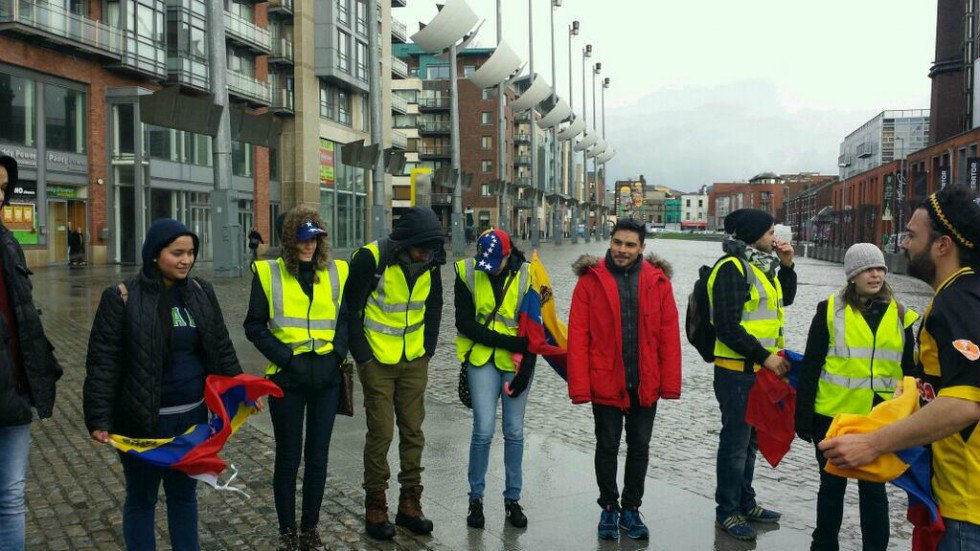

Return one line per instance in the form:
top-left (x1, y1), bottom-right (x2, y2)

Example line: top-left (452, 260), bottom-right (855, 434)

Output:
top-left (409, 167), bottom-right (432, 206)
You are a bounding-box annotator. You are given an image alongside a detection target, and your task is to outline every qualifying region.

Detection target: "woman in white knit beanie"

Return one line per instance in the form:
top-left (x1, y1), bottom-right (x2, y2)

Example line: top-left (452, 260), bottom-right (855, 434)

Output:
top-left (793, 242), bottom-right (919, 550)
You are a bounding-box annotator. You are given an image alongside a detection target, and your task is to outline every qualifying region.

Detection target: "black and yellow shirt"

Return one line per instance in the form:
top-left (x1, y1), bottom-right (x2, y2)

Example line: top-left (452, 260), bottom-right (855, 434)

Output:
top-left (916, 267), bottom-right (980, 524)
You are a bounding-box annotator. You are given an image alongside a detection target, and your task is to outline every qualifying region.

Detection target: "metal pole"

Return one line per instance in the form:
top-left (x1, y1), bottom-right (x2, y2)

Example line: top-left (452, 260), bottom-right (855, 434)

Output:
top-left (581, 46), bottom-right (589, 242)
top-left (528, 0), bottom-right (539, 248)
top-left (369, 0), bottom-right (385, 240)
top-left (568, 24), bottom-right (578, 244)
top-left (207, 0), bottom-right (240, 277)
top-left (450, 43), bottom-right (465, 256)
top-left (496, 0), bottom-right (508, 232)
top-left (601, 80), bottom-right (608, 239)
top-left (550, 1), bottom-right (561, 245)
top-left (592, 65), bottom-right (597, 239)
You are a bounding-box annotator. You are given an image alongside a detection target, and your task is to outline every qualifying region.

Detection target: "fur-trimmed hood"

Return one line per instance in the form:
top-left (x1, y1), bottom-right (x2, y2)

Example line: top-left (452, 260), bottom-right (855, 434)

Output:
top-left (280, 205), bottom-right (330, 278)
top-left (571, 252), bottom-right (673, 279)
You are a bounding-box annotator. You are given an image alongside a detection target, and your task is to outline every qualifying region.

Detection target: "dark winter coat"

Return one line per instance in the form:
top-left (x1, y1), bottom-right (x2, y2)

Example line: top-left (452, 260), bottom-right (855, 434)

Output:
top-left (567, 252), bottom-right (682, 409)
top-left (0, 226), bottom-right (62, 426)
top-left (83, 270), bottom-right (242, 437)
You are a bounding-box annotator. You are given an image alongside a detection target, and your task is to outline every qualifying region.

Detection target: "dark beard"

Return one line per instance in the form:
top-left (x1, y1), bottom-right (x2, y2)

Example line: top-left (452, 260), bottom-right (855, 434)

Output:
top-left (906, 247), bottom-right (936, 284)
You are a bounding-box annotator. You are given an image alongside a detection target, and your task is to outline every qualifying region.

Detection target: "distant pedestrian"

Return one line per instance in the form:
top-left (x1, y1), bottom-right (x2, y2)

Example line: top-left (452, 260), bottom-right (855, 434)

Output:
top-left (248, 228), bottom-right (264, 262)
top-left (244, 207), bottom-right (350, 551)
top-left (455, 229), bottom-right (534, 530)
top-left (796, 243), bottom-right (918, 551)
top-left (67, 225), bottom-right (85, 266)
top-left (83, 218), bottom-right (248, 551)
top-left (708, 208), bottom-right (796, 540)
top-left (0, 155), bottom-right (63, 551)
top-left (567, 217), bottom-right (682, 541)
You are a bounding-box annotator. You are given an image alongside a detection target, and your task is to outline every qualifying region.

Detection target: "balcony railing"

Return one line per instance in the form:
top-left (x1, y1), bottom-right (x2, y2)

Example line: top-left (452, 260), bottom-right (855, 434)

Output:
top-left (418, 144), bottom-right (451, 157)
top-left (514, 133), bottom-right (531, 144)
top-left (227, 71), bottom-right (272, 105)
top-left (272, 88), bottom-right (294, 113)
top-left (270, 37), bottom-right (293, 62)
top-left (391, 94), bottom-right (409, 114)
top-left (418, 121), bottom-right (451, 134)
top-left (391, 56), bottom-right (408, 78)
top-left (391, 17), bottom-right (407, 42)
top-left (268, 0), bottom-right (293, 14)
top-left (391, 130), bottom-right (408, 150)
top-left (514, 176), bottom-right (532, 188)
top-left (0, 0), bottom-right (122, 56)
top-left (515, 111), bottom-right (531, 123)
top-left (515, 154), bottom-right (531, 166)
top-left (418, 97), bottom-right (450, 110)
top-left (224, 9), bottom-right (271, 53)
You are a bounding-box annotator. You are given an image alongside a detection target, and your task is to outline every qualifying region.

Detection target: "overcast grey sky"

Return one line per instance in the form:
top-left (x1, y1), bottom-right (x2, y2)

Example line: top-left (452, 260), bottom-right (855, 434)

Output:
top-left (396, 0), bottom-right (937, 191)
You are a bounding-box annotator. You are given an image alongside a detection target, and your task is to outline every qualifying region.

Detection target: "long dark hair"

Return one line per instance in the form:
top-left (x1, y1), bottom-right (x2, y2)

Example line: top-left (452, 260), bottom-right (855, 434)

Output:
top-left (838, 279), bottom-right (895, 311)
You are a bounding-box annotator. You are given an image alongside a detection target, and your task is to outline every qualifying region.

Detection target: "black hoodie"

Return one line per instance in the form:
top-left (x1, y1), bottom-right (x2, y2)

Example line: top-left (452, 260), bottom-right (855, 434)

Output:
top-left (345, 207), bottom-right (445, 364)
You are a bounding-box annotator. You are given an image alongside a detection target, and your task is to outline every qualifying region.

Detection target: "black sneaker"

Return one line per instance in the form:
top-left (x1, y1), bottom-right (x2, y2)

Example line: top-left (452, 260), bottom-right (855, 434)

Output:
top-left (504, 499), bottom-right (527, 528)
top-left (277, 528), bottom-right (298, 551)
top-left (467, 499), bottom-right (485, 529)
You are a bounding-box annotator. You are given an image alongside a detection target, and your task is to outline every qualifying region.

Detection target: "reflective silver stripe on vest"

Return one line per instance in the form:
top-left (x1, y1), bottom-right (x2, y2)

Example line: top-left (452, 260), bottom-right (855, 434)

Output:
top-left (829, 302), bottom-right (904, 362)
top-left (369, 264), bottom-right (426, 313)
top-left (288, 339), bottom-right (332, 350)
top-left (741, 265), bottom-right (779, 321)
top-left (755, 337), bottom-right (778, 348)
top-left (364, 318), bottom-right (424, 336)
top-left (820, 371), bottom-right (901, 391)
top-left (267, 260), bottom-right (338, 331)
top-left (465, 260), bottom-right (529, 329)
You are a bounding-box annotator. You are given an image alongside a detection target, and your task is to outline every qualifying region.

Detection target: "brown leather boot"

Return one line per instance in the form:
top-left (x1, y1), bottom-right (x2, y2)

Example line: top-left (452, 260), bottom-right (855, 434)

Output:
top-left (395, 485), bottom-right (434, 534)
top-left (364, 492), bottom-right (395, 540)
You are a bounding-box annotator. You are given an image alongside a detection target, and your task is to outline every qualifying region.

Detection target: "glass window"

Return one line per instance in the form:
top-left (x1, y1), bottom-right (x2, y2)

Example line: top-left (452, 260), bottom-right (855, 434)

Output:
top-left (336, 0), bottom-right (349, 25)
top-left (232, 141), bottom-right (252, 176)
top-left (0, 73), bottom-right (35, 147)
top-left (356, 41), bottom-right (368, 81)
top-left (338, 90), bottom-right (351, 125)
top-left (269, 202), bottom-right (281, 245)
top-left (481, 88), bottom-right (493, 101)
top-left (481, 136), bottom-right (492, 149)
top-left (336, 31), bottom-right (350, 71)
top-left (481, 184), bottom-right (489, 196)
top-left (45, 84), bottom-right (86, 153)
top-left (146, 125), bottom-right (170, 159)
top-left (269, 147), bottom-right (279, 181)
top-left (194, 134), bottom-right (212, 166)
top-left (319, 189), bottom-right (335, 243)
top-left (463, 65), bottom-right (475, 77)
top-left (480, 111), bottom-right (491, 125)
top-left (426, 65), bottom-right (450, 79)
top-left (481, 160), bottom-right (492, 172)
top-left (337, 193), bottom-right (351, 247)
top-left (319, 83), bottom-right (335, 119)
top-left (355, 0), bottom-right (367, 35)
top-left (114, 103), bottom-right (134, 156)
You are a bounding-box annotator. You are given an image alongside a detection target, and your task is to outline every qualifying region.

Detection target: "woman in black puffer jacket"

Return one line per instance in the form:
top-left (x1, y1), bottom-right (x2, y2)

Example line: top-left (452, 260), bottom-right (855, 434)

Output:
top-left (83, 218), bottom-right (244, 551)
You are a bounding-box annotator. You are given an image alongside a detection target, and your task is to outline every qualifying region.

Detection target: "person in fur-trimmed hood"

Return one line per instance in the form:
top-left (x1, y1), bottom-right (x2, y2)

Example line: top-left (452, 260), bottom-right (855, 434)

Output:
top-left (567, 217), bottom-right (681, 541)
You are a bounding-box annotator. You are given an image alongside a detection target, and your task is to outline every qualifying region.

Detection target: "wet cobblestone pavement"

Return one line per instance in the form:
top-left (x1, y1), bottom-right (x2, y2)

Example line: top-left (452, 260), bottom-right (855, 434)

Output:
top-left (24, 237), bottom-right (933, 550)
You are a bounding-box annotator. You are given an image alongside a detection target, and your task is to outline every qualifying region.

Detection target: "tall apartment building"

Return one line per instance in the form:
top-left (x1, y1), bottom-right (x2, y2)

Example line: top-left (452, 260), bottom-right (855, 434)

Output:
top-left (0, 0), bottom-right (395, 266)
top-left (838, 110), bottom-right (929, 180)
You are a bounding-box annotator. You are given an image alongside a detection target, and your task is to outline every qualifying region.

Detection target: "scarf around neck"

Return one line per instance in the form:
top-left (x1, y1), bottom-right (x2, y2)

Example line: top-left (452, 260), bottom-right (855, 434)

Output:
top-left (723, 236), bottom-right (779, 279)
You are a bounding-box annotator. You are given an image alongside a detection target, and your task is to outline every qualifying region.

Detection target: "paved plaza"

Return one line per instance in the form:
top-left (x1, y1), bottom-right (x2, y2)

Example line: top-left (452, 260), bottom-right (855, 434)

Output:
top-left (23, 238), bottom-right (935, 550)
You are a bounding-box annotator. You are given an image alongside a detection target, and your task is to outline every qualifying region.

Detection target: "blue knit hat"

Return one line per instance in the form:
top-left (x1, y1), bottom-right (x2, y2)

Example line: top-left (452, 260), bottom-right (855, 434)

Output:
top-left (142, 218), bottom-right (199, 266)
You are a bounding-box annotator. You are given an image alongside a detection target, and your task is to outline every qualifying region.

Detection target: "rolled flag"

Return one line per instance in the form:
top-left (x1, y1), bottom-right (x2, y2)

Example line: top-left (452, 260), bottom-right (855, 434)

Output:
top-left (506, 251), bottom-right (568, 396)
top-left (109, 374), bottom-right (283, 497)
top-left (744, 349), bottom-right (803, 468)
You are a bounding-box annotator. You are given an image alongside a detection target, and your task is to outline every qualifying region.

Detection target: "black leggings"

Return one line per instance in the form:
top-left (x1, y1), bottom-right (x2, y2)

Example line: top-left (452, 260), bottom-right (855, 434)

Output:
top-left (268, 380), bottom-right (341, 533)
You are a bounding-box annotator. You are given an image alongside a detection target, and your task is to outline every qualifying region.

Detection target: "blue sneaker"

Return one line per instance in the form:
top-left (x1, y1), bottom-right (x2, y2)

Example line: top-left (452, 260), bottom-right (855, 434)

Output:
top-left (618, 508), bottom-right (649, 540)
top-left (744, 505), bottom-right (781, 524)
top-left (716, 515), bottom-right (757, 540)
top-left (598, 506), bottom-right (620, 540)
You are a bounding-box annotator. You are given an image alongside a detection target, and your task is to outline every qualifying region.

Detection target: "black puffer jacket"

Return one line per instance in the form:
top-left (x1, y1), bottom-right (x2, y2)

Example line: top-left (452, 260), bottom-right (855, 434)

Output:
top-left (0, 226), bottom-right (62, 426)
top-left (83, 270), bottom-right (242, 437)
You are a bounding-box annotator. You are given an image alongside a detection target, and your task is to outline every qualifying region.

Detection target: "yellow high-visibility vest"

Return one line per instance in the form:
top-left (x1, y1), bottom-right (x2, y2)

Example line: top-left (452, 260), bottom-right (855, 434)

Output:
top-left (454, 259), bottom-right (531, 372)
top-left (254, 257), bottom-right (349, 374)
top-left (360, 241), bottom-right (431, 365)
top-left (815, 294), bottom-right (918, 416)
top-left (707, 256), bottom-right (785, 370)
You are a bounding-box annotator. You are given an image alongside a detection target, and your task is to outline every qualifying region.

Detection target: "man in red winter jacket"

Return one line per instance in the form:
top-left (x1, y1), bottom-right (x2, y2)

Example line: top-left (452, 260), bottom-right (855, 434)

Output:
top-left (567, 217), bottom-right (682, 541)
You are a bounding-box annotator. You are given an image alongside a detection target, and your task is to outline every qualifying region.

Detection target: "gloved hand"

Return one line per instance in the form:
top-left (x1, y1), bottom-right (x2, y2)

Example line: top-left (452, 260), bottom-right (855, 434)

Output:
top-left (505, 354), bottom-right (536, 398)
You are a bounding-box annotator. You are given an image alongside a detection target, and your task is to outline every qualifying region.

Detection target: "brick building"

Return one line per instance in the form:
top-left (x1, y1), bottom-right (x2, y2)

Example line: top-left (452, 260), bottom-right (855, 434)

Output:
top-left (707, 173), bottom-right (787, 231)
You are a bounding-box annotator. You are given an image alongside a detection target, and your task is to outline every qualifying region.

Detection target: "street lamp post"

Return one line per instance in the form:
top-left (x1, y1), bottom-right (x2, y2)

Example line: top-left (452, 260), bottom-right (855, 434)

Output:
top-left (592, 61), bottom-right (600, 239)
top-left (527, 0), bottom-right (541, 248)
top-left (496, 0), bottom-right (508, 233)
top-left (550, 0), bottom-right (561, 245)
top-left (450, 41), bottom-right (465, 256)
top-left (581, 43), bottom-right (591, 241)
top-left (601, 76), bottom-right (609, 239)
top-left (568, 20), bottom-right (579, 244)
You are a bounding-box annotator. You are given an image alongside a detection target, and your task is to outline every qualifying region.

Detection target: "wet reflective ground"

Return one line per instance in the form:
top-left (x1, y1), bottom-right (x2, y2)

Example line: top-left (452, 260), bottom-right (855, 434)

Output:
top-left (29, 237), bottom-right (930, 550)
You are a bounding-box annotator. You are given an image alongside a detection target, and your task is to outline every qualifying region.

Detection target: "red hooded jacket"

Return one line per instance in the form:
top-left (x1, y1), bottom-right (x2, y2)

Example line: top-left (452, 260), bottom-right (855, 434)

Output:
top-left (567, 253), bottom-right (682, 409)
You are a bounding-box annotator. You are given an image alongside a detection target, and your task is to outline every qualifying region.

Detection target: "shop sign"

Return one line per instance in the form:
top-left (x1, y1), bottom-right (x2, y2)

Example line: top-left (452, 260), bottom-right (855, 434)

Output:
top-left (319, 139), bottom-right (335, 187)
top-left (48, 185), bottom-right (81, 199)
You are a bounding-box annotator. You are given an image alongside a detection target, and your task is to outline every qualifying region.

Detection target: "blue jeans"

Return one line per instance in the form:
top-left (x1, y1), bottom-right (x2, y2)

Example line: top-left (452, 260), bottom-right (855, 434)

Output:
top-left (0, 424), bottom-right (30, 551)
top-left (467, 361), bottom-right (531, 501)
top-left (939, 519), bottom-right (980, 551)
top-left (119, 404), bottom-right (207, 551)
top-left (713, 366), bottom-right (759, 522)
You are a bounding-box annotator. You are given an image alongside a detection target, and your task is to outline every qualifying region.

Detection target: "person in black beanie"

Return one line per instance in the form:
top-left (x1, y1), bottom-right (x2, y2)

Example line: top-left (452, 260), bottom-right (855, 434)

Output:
top-left (344, 207), bottom-right (444, 540)
top-left (821, 185), bottom-right (980, 548)
top-left (83, 218), bottom-right (244, 550)
top-left (708, 208), bottom-right (797, 541)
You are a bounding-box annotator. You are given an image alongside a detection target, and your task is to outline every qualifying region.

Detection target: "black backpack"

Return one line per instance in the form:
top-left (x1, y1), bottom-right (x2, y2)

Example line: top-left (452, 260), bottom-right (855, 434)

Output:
top-left (686, 264), bottom-right (717, 362)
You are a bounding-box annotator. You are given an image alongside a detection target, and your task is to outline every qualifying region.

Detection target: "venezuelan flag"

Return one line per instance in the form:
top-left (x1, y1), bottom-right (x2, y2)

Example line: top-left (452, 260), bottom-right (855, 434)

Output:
top-left (513, 252), bottom-right (568, 379)
top-left (109, 374), bottom-right (283, 495)
top-left (823, 376), bottom-right (945, 550)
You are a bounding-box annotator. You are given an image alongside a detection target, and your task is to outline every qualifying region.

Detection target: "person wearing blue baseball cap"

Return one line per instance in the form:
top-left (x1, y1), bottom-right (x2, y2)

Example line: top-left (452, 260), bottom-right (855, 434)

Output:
top-left (244, 205), bottom-right (351, 550)
top-left (454, 229), bottom-right (535, 530)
